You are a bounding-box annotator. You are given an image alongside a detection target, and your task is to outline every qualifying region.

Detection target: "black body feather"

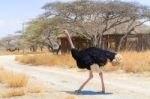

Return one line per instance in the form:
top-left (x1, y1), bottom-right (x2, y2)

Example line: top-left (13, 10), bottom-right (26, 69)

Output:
top-left (71, 47), bottom-right (116, 70)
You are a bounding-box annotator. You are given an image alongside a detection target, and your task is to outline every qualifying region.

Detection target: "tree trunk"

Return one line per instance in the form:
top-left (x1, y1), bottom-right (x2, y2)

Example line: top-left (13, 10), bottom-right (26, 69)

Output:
top-left (40, 47), bottom-right (43, 52)
top-left (47, 45), bottom-right (53, 52)
top-left (90, 34), bottom-right (103, 48)
top-left (97, 34), bottom-right (103, 48)
top-left (117, 28), bottom-right (134, 51)
top-left (91, 35), bottom-right (97, 47)
top-left (117, 36), bottom-right (126, 51)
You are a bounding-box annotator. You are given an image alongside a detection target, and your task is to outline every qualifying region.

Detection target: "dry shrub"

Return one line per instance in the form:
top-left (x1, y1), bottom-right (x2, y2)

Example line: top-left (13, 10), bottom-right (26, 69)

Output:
top-left (0, 69), bottom-right (28, 87)
top-left (104, 51), bottom-right (150, 73)
top-left (103, 62), bottom-right (120, 72)
top-left (120, 51), bottom-right (150, 73)
top-left (16, 54), bottom-right (76, 68)
top-left (16, 51), bottom-right (150, 73)
top-left (5, 73), bottom-right (28, 87)
top-left (2, 88), bottom-right (25, 98)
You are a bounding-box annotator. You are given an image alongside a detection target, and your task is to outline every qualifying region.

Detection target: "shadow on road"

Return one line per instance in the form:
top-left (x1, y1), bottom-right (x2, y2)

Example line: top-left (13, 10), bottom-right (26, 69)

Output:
top-left (62, 90), bottom-right (113, 95)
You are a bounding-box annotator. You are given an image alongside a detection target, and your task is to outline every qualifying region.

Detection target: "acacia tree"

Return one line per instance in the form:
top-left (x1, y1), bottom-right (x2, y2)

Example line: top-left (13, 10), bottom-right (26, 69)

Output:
top-left (23, 19), bottom-right (44, 52)
top-left (42, 0), bottom-right (150, 50)
top-left (0, 34), bottom-right (22, 51)
top-left (23, 16), bottom-right (63, 52)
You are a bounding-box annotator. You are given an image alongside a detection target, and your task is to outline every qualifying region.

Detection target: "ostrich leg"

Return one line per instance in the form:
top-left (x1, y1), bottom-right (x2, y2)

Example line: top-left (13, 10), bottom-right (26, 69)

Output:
top-left (99, 72), bottom-right (105, 93)
top-left (75, 70), bottom-right (93, 93)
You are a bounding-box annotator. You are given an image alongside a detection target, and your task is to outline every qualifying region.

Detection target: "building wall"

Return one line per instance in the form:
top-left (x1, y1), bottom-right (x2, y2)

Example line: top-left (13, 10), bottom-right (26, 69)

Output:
top-left (60, 37), bottom-right (90, 54)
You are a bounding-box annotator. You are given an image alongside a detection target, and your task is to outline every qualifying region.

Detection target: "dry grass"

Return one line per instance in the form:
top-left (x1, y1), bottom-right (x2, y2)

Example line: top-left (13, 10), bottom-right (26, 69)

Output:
top-left (103, 62), bottom-right (120, 72)
top-left (65, 95), bottom-right (77, 99)
top-left (0, 68), bottom-right (28, 97)
top-left (16, 54), bottom-right (76, 68)
top-left (16, 51), bottom-right (150, 73)
top-left (103, 51), bottom-right (150, 73)
top-left (120, 51), bottom-right (150, 73)
top-left (3, 88), bottom-right (25, 98)
top-left (5, 74), bottom-right (28, 87)
top-left (0, 68), bottom-right (46, 98)
top-left (0, 69), bottom-right (28, 87)
top-left (2, 86), bottom-right (46, 98)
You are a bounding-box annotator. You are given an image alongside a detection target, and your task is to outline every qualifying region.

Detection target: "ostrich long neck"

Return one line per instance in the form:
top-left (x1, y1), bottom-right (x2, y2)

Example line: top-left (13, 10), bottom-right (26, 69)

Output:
top-left (66, 32), bottom-right (75, 49)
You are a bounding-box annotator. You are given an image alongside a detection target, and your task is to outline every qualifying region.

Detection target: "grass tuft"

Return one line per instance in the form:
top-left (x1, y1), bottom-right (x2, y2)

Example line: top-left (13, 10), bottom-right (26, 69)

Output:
top-left (0, 68), bottom-right (46, 98)
top-left (0, 70), bottom-right (28, 87)
top-left (3, 88), bottom-right (25, 98)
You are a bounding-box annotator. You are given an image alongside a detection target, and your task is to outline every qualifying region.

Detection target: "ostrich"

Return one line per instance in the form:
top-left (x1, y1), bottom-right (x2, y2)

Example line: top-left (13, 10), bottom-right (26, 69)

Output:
top-left (63, 30), bottom-right (122, 94)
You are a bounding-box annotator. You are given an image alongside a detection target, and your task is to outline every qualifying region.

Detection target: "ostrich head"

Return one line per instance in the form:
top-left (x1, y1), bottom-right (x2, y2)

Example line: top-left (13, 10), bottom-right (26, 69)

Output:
top-left (111, 54), bottom-right (123, 66)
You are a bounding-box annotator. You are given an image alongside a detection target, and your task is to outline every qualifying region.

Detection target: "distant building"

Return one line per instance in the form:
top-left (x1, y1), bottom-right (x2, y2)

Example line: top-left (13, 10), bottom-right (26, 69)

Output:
top-left (58, 24), bottom-right (150, 53)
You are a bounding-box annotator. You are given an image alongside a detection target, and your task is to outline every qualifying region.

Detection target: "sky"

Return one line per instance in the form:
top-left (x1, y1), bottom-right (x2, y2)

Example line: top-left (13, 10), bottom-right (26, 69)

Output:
top-left (0, 0), bottom-right (150, 38)
top-left (0, 0), bottom-right (73, 38)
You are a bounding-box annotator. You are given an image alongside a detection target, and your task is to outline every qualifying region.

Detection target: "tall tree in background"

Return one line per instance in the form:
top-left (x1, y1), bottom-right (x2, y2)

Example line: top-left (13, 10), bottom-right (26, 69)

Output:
top-left (0, 34), bottom-right (21, 51)
top-left (24, 16), bottom-right (64, 52)
top-left (42, 0), bottom-right (150, 50)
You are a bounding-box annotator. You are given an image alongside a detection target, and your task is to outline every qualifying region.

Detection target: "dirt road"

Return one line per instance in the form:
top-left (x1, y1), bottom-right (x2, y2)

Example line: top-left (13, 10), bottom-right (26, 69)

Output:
top-left (0, 55), bottom-right (150, 99)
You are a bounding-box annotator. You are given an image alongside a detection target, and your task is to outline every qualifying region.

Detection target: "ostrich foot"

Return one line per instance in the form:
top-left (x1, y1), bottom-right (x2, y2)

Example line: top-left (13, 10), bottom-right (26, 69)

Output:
top-left (74, 90), bottom-right (81, 94)
top-left (101, 90), bottom-right (105, 93)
